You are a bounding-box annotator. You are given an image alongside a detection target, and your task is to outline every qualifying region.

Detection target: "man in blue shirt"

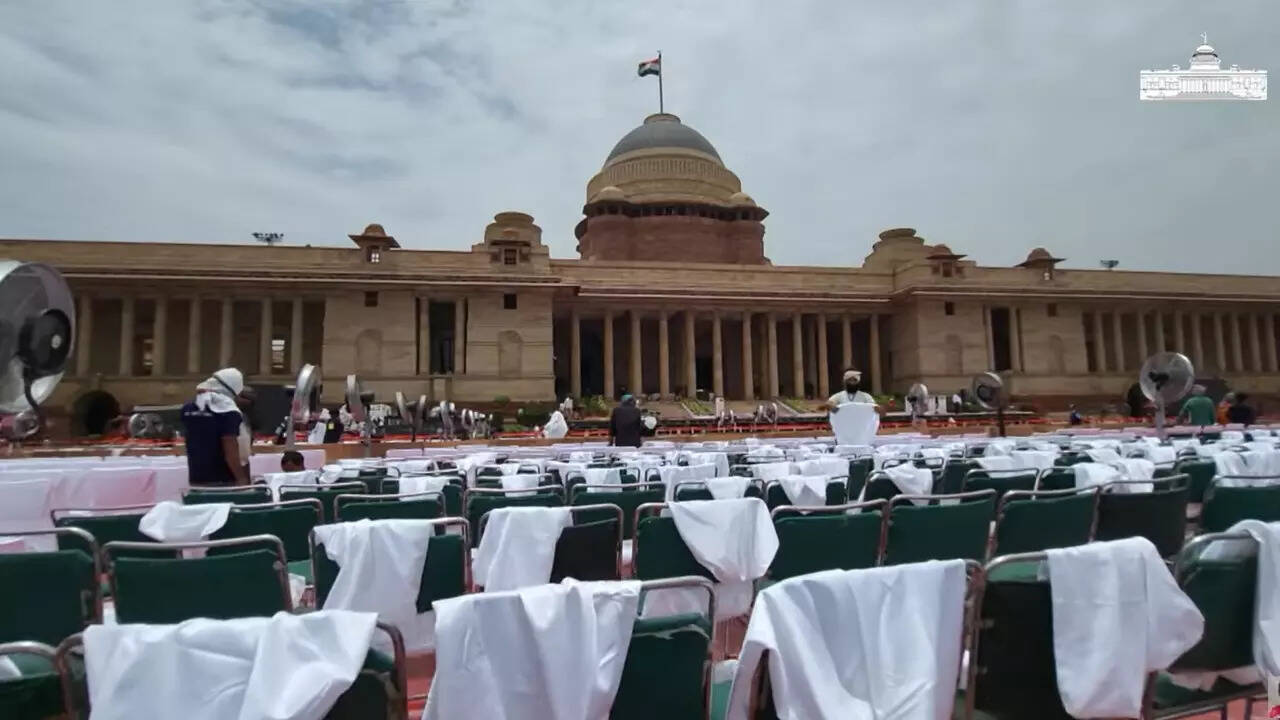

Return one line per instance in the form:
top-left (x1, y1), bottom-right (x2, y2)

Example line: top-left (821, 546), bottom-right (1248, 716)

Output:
top-left (181, 367), bottom-right (250, 486)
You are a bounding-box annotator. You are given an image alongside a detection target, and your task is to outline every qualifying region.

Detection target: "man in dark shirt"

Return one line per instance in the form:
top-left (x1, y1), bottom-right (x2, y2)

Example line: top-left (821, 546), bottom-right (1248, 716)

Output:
top-left (1226, 392), bottom-right (1258, 426)
top-left (608, 395), bottom-right (644, 448)
top-left (181, 368), bottom-right (250, 486)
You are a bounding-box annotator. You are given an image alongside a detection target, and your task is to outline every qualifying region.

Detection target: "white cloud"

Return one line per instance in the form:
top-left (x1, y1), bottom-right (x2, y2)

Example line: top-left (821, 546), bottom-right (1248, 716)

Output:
top-left (0, 0), bottom-right (1276, 273)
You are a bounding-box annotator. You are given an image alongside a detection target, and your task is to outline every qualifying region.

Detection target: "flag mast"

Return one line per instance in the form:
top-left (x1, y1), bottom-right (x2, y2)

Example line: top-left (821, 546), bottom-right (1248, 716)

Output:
top-left (657, 50), bottom-right (664, 114)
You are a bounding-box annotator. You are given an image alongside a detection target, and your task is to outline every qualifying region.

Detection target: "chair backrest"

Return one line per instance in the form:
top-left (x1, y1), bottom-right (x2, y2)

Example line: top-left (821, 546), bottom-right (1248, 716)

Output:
top-left (208, 500), bottom-right (323, 563)
top-left (311, 518), bottom-right (469, 615)
top-left (334, 492), bottom-right (444, 523)
top-left (1095, 475), bottom-right (1190, 557)
top-left (183, 485), bottom-right (272, 505)
top-left (0, 528), bottom-right (100, 646)
top-left (464, 487), bottom-right (565, 547)
top-left (962, 469), bottom-right (1037, 500)
top-left (846, 457), bottom-right (873, 500)
top-left (570, 483), bottom-right (665, 540)
top-left (610, 577), bottom-right (716, 720)
top-left (632, 505), bottom-right (716, 582)
top-left (1201, 479), bottom-right (1280, 532)
top-left (1174, 458), bottom-right (1216, 503)
top-left (106, 535), bottom-right (291, 624)
top-left (938, 459), bottom-right (977, 495)
top-left (768, 501), bottom-right (886, 581)
top-left (278, 482), bottom-right (368, 523)
top-left (861, 472), bottom-right (900, 503)
top-left (1168, 532), bottom-right (1258, 675)
top-left (52, 506), bottom-right (154, 555)
top-left (971, 553), bottom-right (1074, 720)
top-left (993, 488), bottom-right (1098, 557)
top-left (548, 504), bottom-right (624, 583)
top-left (673, 480), bottom-right (764, 503)
top-left (1035, 467), bottom-right (1077, 491)
top-left (884, 490), bottom-right (996, 565)
top-left (763, 480), bottom-right (846, 510)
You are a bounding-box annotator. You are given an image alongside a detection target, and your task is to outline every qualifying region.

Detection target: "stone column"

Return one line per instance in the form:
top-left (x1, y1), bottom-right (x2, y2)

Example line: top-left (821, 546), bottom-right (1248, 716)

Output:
top-left (657, 311), bottom-right (670, 398)
top-left (711, 312), bottom-right (724, 398)
top-left (816, 313), bottom-right (829, 397)
top-left (75, 294), bottom-right (93, 376)
top-left (1247, 313), bottom-right (1262, 373)
top-left (1190, 313), bottom-right (1204, 369)
top-left (1172, 311), bottom-right (1186, 356)
top-left (603, 311), bottom-right (615, 399)
top-left (741, 311), bottom-right (754, 401)
top-left (1265, 313), bottom-right (1279, 373)
top-left (258, 299), bottom-right (272, 375)
top-left (869, 314), bottom-right (883, 394)
top-left (1110, 311), bottom-right (1125, 371)
top-left (1153, 311), bottom-right (1166, 353)
top-left (629, 310), bottom-right (642, 396)
top-left (1009, 307), bottom-right (1023, 372)
top-left (570, 310), bottom-right (582, 397)
top-left (804, 316), bottom-right (817, 394)
top-left (152, 298), bottom-right (168, 376)
top-left (684, 311), bottom-right (696, 397)
top-left (119, 296), bottom-right (135, 376)
top-left (187, 297), bottom-right (202, 374)
top-left (1135, 312), bottom-right (1148, 363)
top-left (984, 306), bottom-right (996, 368)
top-left (791, 312), bottom-right (804, 398)
top-left (1213, 312), bottom-right (1227, 372)
top-left (453, 299), bottom-right (466, 375)
top-left (290, 299), bottom-right (304, 370)
top-left (418, 297), bottom-right (431, 375)
top-left (1091, 312), bottom-right (1107, 374)
top-left (841, 313), bottom-right (853, 370)
top-left (219, 297), bottom-right (232, 368)
top-left (1230, 313), bottom-right (1245, 373)
top-left (766, 313), bottom-right (779, 398)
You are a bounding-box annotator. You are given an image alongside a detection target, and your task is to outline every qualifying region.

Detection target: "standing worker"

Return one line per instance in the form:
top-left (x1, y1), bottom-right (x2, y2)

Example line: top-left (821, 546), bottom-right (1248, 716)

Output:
top-left (1177, 385), bottom-right (1215, 427)
top-left (827, 369), bottom-right (879, 413)
top-left (609, 394), bottom-right (644, 448)
top-left (181, 368), bottom-right (250, 486)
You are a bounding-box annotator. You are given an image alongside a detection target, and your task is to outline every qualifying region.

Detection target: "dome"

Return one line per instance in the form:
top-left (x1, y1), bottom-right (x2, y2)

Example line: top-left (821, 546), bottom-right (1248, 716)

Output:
top-left (361, 223), bottom-right (387, 237)
top-left (605, 113), bottom-right (721, 165)
top-left (1193, 44), bottom-right (1217, 56)
top-left (728, 191), bottom-right (756, 207)
top-left (590, 185), bottom-right (627, 202)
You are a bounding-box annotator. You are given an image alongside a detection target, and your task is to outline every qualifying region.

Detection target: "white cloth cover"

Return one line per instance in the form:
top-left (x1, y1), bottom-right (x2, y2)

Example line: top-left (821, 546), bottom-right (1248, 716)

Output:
top-left (704, 476), bottom-right (752, 500)
top-left (983, 439), bottom-right (1016, 457)
top-left (1085, 448), bottom-right (1121, 464)
top-left (794, 457), bottom-right (848, 478)
top-left (1010, 450), bottom-right (1057, 472)
top-left (726, 560), bottom-right (967, 720)
top-left (1222, 520), bottom-right (1280, 677)
top-left (829, 403), bottom-right (879, 447)
top-left (424, 580), bottom-right (641, 720)
top-left (0, 478), bottom-right (55, 551)
top-left (473, 507), bottom-right (572, 591)
top-left (395, 475), bottom-right (450, 497)
top-left (543, 410), bottom-right (569, 439)
top-left (306, 420), bottom-right (326, 445)
top-left (1072, 462), bottom-right (1123, 490)
top-left (83, 610), bottom-right (376, 720)
top-left (261, 470), bottom-right (318, 500)
top-left (313, 519), bottom-right (436, 652)
top-left (882, 463), bottom-right (933, 500)
top-left (499, 472), bottom-right (542, 496)
top-left (663, 498), bottom-right (778, 619)
top-left (778, 475), bottom-right (830, 507)
top-left (138, 501), bottom-right (231, 542)
top-left (1045, 538), bottom-right (1204, 718)
top-left (973, 456), bottom-right (1015, 472)
top-left (750, 461), bottom-right (793, 482)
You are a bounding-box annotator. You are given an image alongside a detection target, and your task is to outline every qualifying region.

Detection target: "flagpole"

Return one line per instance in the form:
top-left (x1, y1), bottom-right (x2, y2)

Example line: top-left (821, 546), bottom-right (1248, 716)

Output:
top-left (657, 50), bottom-right (664, 114)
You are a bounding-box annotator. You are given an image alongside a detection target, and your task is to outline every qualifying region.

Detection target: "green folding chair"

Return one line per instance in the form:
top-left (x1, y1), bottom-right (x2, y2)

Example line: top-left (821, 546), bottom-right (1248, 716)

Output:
top-left (768, 500), bottom-right (887, 581)
top-left (463, 486), bottom-right (565, 548)
top-left (991, 487), bottom-right (1098, 558)
top-left (1054, 450), bottom-right (1089, 466)
top-left (474, 504), bottom-right (623, 584)
top-left (673, 480), bottom-right (765, 503)
top-left (846, 457), bottom-right (873, 499)
top-left (391, 473), bottom-right (465, 517)
top-left (1149, 531), bottom-right (1264, 718)
top-left (334, 491), bottom-right (445, 523)
top-left (961, 469), bottom-right (1038, 501)
top-left (1200, 477), bottom-right (1280, 532)
top-left (570, 482), bottom-right (665, 540)
top-left (51, 504), bottom-right (155, 556)
top-left (1035, 466), bottom-right (1078, 491)
top-left (883, 490), bottom-right (996, 566)
top-left (861, 471), bottom-right (902, 503)
top-left (183, 485), bottom-right (272, 505)
top-left (1095, 475), bottom-right (1190, 558)
top-left (105, 534), bottom-right (292, 624)
top-left (279, 482), bottom-right (368, 524)
top-left (939, 459), bottom-right (978, 495)
top-left (208, 499), bottom-right (323, 583)
top-left (632, 504), bottom-right (716, 584)
top-left (763, 479), bottom-right (847, 509)
top-left (312, 517), bottom-right (470, 617)
top-left (1173, 458), bottom-right (1216, 504)
top-left (611, 576), bottom-right (716, 720)
top-left (54, 622), bottom-right (408, 720)
top-left (0, 528), bottom-right (99, 720)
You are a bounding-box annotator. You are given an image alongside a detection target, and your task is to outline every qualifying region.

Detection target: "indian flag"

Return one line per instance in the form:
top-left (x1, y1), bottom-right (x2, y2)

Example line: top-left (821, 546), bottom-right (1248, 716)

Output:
top-left (637, 57), bottom-right (661, 77)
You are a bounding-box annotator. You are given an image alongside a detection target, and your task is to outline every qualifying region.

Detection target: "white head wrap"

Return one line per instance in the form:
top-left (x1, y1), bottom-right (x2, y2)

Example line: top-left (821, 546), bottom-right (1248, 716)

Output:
top-left (842, 369), bottom-right (862, 383)
top-left (194, 368), bottom-right (244, 414)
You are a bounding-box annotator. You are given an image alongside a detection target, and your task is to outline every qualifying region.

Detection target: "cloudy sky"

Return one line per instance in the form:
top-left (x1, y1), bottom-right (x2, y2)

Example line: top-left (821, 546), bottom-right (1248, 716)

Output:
top-left (1, 1), bottom-right (1276, 273)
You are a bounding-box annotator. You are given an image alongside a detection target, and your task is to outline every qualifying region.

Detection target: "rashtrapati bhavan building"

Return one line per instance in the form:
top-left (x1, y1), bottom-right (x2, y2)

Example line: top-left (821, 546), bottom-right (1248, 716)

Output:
top-left (4, 112), bottom-right (1279, 421)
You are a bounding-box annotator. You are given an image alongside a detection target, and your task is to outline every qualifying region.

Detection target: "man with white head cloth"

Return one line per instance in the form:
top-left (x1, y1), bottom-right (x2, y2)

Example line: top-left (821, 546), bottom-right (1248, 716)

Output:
top-left (180, 368), bottom-right (250, 486)
top-left (827, 368), bottom-right (879, 413)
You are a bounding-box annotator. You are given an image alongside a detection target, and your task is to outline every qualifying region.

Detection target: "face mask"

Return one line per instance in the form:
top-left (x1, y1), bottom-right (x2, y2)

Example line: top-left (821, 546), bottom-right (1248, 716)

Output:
top-left (845, 382), bottom-right (859, 393)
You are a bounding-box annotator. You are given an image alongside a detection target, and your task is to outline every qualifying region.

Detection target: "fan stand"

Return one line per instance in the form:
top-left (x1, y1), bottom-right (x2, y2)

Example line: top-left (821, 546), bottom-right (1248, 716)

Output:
top-left (995, 406), bottom-right (1006, 438)
top-left (1153, 396), bottom-right (1168, 440)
